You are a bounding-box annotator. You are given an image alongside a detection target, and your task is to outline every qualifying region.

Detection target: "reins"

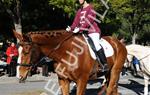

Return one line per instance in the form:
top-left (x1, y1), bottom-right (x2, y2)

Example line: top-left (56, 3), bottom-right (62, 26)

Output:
top-left (47, 33), bottom-right (74, 57)
top-left (54, 33), bottom-right (74, 50)
top-left (138, 53), bottom-right (150, 61)
top-left (127, 53), bottom-right (150, 62)
top-left (18, 56), bottom-right (47, 67)
top-left (18, 64), bottom-right (32, 67)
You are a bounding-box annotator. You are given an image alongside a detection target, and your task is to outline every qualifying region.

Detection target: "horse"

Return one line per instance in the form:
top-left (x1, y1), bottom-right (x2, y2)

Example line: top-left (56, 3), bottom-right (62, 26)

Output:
top-left (14, 30), bottom-right (127, 95)
top-left (126, 44), bottom-right (150, 95)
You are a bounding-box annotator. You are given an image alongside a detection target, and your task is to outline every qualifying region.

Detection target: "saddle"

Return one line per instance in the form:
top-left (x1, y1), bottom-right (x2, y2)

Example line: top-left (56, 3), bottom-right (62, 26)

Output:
top-left (82, 34), bottom-right (114, 60)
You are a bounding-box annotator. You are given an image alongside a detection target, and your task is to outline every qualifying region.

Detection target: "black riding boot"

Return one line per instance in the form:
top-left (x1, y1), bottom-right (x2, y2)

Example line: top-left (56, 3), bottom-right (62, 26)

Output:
top-left (97, 48), bottom-right (109, 72)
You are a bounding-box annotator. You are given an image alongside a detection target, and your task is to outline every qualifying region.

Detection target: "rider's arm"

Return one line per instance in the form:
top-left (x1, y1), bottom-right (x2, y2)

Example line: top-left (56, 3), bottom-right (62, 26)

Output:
top-left (70, 10), bottom-right (81, 31)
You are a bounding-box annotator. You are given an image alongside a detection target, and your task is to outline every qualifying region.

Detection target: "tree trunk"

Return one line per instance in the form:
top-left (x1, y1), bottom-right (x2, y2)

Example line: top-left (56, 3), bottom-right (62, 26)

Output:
top-left (14, 0), bottom-right (22, 34)
top-left (14, 24), bottom-right (22, 34)
top-left (132, 33), bottom-right (137, 44)
top-left (13, 0), bottom-right (22, 43)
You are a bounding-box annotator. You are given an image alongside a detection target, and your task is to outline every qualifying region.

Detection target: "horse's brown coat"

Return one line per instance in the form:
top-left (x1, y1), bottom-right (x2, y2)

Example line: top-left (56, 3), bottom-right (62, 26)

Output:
top-left (15, 30), bottom-right (127, 95)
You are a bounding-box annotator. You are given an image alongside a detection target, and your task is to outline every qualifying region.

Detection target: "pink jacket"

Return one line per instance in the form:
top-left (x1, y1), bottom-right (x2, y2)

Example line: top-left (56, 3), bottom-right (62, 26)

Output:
top-left (71, 5), bottom-right (100, 34)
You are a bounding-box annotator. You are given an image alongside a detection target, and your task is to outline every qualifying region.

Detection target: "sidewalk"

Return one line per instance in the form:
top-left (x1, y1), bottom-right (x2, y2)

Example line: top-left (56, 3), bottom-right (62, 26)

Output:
top-left (0, 73), bottom-right (55, 84)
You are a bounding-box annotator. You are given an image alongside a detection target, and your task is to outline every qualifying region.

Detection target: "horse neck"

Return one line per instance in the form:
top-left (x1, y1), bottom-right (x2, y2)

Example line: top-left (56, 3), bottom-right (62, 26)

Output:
top-left (29, 32), bottom-right (89, 63)
top-left (29, 31), bottom-right (71, 48)
top-left (28, 31), bottom-right (74, 58)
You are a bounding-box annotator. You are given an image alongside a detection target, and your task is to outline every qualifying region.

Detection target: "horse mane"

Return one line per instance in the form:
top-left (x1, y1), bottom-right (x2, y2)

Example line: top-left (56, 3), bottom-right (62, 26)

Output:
top-left (27, 30), bottom-right (67, 38)
top-left (24, 30), bottom-right (74, 46)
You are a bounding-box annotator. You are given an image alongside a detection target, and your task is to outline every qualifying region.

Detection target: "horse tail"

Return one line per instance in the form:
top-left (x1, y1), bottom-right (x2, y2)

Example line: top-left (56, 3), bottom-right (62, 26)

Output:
top-left (113, 37), bottom-right (127, 70)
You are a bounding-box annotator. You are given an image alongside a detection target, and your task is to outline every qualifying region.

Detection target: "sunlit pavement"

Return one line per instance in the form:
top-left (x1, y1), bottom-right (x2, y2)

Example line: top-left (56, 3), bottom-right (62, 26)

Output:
top-left (0, 71), bottom-right (149, 95)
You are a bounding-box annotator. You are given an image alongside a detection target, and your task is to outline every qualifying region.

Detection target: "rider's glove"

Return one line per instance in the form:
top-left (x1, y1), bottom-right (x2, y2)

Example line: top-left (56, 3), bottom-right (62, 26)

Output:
top-left (73, 27), bottom-right (80, 33)
top-left (66, 26), bottom-right (71, 32)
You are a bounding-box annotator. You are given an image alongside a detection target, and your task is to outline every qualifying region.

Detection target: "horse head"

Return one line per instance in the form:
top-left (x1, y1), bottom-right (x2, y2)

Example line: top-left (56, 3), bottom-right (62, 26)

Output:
top-left (15, 32), bottom-right (42, 83)
top-left (14, 30), bottom-right (72, 83)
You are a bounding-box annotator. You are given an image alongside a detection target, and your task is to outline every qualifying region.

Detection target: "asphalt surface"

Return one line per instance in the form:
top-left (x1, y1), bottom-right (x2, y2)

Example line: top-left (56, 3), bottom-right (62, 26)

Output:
top-left (0, 71), bottom-right (149, 95)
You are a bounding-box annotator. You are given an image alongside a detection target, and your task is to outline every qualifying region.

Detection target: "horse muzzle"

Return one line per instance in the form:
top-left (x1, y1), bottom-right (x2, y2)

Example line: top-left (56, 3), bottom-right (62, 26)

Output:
top-left (19, 75), bottom-right (27, 83)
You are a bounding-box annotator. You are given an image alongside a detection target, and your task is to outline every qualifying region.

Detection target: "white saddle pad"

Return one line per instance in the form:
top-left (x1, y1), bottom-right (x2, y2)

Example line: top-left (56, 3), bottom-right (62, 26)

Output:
top-left (83, 35), bottom-right (114, 60)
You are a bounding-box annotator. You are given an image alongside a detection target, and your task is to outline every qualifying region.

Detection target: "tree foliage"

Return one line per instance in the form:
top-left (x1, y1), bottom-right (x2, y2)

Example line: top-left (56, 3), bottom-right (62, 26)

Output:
top-left (109, 0), bottom-right (150, 44)
top-left (49, 0), bottom-right (78, 18)
top-left (0, 0), bottom-right (150, 44)
top-left (0, 0), bottom-right (15, 39)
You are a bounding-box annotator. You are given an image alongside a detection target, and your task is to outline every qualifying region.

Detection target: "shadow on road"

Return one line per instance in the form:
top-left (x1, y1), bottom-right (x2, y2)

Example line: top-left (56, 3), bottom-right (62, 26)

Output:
top-left (70, 78), bottom-right (104, 95)
top-left (119, 79), bottom-right (150, 95)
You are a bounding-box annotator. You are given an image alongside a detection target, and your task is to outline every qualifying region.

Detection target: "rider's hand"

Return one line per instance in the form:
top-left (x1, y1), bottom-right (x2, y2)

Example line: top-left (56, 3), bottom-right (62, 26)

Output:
top-left (73, 27), bottom-right (80, 33)
top-left (66, 26), bottom-right (71, 32)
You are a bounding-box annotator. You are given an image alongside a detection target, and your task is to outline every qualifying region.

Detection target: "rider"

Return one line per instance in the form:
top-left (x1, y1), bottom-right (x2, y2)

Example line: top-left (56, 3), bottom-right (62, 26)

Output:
top-left (66, 0), bottom-right (108, 71)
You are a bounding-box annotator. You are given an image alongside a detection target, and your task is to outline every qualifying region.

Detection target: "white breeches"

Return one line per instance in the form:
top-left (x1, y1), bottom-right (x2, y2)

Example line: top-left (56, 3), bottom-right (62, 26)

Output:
top-left (135, 64), bottom-right (140, 71)
top-left (88, 33), bottom-right (102, 51)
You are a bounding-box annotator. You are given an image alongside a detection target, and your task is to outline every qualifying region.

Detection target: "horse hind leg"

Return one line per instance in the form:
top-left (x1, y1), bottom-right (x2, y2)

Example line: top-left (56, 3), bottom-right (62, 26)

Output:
top-left (144, 74), bottom-right (149, 95)
top-left (106, 56), bottom-right (126, 95)
top-left (107, 43), bottom-right (127, 95)
top-left (106, 67), bottom-right (121, 95)
top-left (58, 77), bottom-right (70, 95)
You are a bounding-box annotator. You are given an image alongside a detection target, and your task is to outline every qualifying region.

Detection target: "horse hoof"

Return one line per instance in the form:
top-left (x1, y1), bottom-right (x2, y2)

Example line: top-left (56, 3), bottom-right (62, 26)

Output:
top-left (98, 92), bottom-right (106, 95)
top-left (19, 80), bottom-right (25, 83)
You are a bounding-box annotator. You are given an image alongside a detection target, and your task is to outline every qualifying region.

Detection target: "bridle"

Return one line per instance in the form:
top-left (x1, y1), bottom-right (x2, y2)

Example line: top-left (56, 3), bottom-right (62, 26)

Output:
top-left (46, 33), bottom-right (74, 58)
top-left (18, 63), bottom-right (33, 67)
top-left (18, 35), bottom-right (38, 68)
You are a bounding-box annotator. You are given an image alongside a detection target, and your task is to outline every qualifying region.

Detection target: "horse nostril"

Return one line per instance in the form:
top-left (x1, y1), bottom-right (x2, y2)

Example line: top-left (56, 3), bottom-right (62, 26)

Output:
top-left (19, 75), bottom-right (23, 79)
top-left (19, 75), bottom-right (25, 83)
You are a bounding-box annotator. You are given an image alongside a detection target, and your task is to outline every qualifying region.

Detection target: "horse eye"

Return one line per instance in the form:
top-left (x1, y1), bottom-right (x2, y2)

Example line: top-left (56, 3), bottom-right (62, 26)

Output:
top-left (25, 45), bottom-right (31, 49)
top-left (25, 46), bottom-right (28, 49)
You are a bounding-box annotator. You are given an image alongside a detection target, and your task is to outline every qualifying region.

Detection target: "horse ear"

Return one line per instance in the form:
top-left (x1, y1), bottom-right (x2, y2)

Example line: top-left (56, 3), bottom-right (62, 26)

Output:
top-left (13, 29), bottom-right (23, 41)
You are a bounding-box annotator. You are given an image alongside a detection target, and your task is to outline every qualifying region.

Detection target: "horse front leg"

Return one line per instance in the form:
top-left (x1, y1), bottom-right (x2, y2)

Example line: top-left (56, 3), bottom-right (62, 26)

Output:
top-left (58, 77), bottom-right (70, 95)
top-left (144, 74), bottom-right (149, 95)
top-left (76, 75), bottom-right (89, 95)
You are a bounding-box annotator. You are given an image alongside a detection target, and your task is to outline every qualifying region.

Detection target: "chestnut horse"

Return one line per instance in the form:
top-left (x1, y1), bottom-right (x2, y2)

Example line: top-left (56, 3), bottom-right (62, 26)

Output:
top-left (15, 30), bottom-right (127, 95)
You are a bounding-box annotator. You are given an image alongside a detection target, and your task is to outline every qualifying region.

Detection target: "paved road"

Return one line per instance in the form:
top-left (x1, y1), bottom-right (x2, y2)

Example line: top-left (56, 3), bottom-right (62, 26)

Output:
top-left (0, 72), bottom-right (149, 95)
